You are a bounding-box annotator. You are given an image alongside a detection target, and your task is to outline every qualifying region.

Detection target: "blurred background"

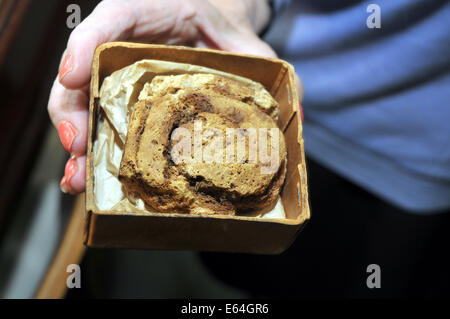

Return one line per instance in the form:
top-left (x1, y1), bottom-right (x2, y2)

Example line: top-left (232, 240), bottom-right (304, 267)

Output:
top-left (0, 0), bottom-right (448, 299)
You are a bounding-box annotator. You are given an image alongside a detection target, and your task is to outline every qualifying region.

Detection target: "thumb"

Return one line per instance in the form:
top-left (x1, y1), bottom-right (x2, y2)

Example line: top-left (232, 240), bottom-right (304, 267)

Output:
top-left (222, 31), bottom-right (277, 58)
top-left (194, 1), bottom-right (277, 58)
top-left (196, 28), bottom-right (277, 58)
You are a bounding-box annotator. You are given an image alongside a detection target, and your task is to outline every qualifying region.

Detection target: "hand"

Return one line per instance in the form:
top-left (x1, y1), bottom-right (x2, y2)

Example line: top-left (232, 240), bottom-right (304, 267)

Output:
top-left (48, 0), bottom-right (302, 194)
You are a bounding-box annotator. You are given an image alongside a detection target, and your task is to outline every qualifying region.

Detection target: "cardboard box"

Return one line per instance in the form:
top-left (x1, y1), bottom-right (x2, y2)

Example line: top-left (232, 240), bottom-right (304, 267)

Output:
top-left (85, 42), bottom-right (310, 254)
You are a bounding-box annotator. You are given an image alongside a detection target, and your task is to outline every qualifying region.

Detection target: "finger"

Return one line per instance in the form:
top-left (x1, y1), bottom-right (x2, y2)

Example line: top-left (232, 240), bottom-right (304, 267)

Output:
top-left (199, 24), bottom-right (277, 58)
top-left (222, 31), bottom-right (277, 58)
top-left (48, 77), bottom-right (89, 156)
top-left (59, 0), bottom-right (201, 88)
top-left (59, 0), bottom-right (137, 89)
top-left (60, 155), bottom-right (86, 194)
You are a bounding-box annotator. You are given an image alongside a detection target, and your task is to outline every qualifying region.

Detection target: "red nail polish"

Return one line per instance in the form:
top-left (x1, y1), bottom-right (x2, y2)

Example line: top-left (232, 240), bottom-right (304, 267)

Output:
top-left (64, 156), bottom-right (78, 183)
top-left (57, 120), bottom-right (77, 153)
top-left (299, 103), bottom-right (304, 122)
top-left (60, 176), bottom-right (68, 193)
top-left (60, 157), bottom-right (77, 193)
top-left (59, 53), bottom-right (73, 82)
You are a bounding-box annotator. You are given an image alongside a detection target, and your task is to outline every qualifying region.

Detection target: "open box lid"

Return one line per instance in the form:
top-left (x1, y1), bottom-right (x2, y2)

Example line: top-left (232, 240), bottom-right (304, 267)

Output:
top-left (85, 42), bottom-right (310, 254)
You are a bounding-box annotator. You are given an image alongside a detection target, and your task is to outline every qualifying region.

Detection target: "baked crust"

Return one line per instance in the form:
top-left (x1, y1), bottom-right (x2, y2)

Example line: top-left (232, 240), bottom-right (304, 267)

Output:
top-left (119, 74), bottom-right (287, 215)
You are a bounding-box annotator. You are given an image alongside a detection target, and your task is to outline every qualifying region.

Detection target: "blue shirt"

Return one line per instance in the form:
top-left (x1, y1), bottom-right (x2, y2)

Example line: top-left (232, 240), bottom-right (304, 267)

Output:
top-left (266, 0), bottom-right (450, 213)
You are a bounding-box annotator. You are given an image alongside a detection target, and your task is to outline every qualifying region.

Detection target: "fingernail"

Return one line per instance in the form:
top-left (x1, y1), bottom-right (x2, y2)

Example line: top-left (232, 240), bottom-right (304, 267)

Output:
top-left (59, 53), bottom-right (73, 82)
top-left (57, 120), bottom-right (77, 153)
top-left (60, 176), bottom-right (68, 193)
top-left (299, 103), bottom-right (304, 122)
top-left (60, 156), bottom-right (77, 194)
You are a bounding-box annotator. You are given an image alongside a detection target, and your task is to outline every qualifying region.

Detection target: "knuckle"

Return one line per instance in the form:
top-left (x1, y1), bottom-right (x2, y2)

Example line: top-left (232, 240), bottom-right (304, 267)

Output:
top-left (47, 102), bottom-right (58, 122)
top-left (47, 82), bottom-right (61, 122)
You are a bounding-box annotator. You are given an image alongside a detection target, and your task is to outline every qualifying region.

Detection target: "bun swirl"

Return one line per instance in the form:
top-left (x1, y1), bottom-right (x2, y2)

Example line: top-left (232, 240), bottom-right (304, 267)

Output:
top-left (119, 74), bottom-right (287, 215)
